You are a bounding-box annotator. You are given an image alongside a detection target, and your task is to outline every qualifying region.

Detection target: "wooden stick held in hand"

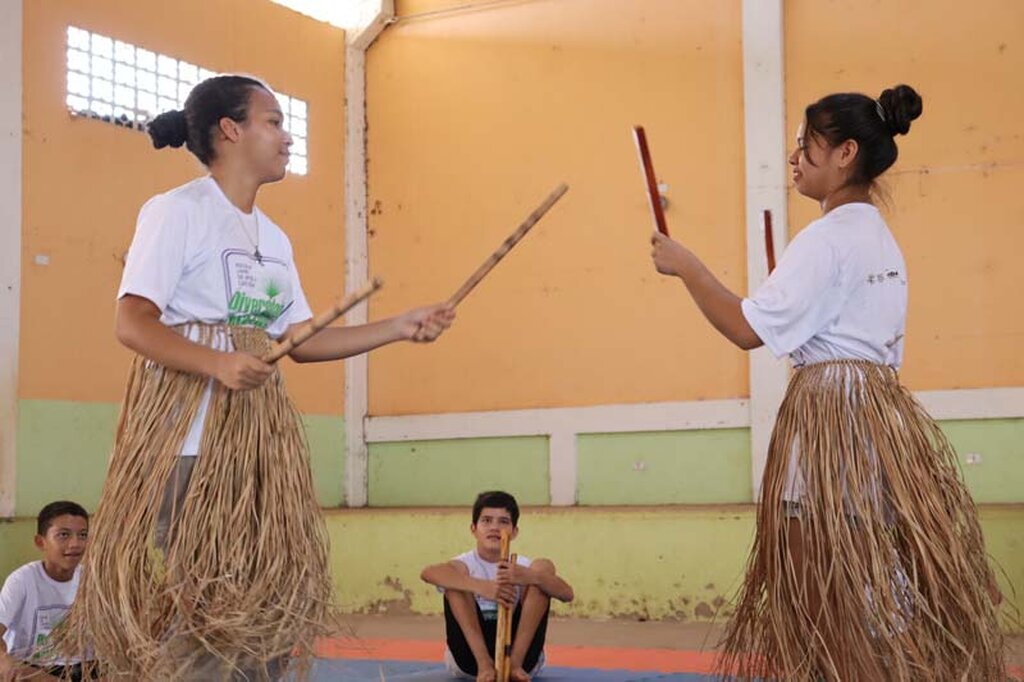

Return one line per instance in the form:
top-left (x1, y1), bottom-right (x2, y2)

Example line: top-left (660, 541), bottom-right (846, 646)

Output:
top-left (495, 529), bottom-right (513, 682)
top-left (632, 125), bottom-right (670, 236)
top-left (262, 278), bottom-right (383, 364)
top-left (763, 209), bottom-right (776, 274)
top-left (502, 551), bottom-right (517, 681)
top-left (448, 184), bottom-right (569, 307)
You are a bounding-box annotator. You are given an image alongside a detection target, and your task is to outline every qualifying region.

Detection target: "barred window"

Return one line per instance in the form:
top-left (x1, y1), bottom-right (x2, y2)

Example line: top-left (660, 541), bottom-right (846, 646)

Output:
top-left (65, 26), bottom-right (309, 176)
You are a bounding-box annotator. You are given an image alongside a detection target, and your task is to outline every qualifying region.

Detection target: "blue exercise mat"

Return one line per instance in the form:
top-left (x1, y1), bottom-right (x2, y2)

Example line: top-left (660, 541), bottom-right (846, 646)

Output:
top-left (304, 658), bottom-right (717, 681)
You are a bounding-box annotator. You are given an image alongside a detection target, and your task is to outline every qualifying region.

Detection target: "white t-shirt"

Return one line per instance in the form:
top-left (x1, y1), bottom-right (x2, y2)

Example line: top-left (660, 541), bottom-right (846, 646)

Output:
top-left (0, 562), bottom-right (81, 665)
top-left (117, 176), bottom-right (313, 456)
top-left (449, 550), bottom-right (532, 616)
top-left (742, 203), bottom-right (907, 368)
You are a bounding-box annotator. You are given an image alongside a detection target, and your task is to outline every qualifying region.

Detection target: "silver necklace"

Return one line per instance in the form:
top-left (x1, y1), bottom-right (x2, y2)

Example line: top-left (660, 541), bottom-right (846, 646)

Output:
top-left (232, 208), bottom-right (263, 265)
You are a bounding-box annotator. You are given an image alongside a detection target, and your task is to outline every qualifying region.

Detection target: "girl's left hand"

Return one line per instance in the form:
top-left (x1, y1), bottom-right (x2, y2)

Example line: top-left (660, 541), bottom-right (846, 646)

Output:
top-left (397, 303), bottom-right (456, 342)
top-left (650, 230), bottom-right (692, 277)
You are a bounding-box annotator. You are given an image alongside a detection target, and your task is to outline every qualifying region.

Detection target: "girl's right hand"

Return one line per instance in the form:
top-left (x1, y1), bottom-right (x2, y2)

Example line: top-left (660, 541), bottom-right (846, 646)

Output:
top-left (650, 230), bottom-right (692, 277)
top-left (213, 352), bottom-right (273, 391)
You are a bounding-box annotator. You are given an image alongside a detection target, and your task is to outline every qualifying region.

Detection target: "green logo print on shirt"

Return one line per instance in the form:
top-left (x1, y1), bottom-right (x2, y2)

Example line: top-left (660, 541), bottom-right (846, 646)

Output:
top-left (227, 279), bottom-right (286, 329)
top-left (30, 607), bottom-right (67, 662)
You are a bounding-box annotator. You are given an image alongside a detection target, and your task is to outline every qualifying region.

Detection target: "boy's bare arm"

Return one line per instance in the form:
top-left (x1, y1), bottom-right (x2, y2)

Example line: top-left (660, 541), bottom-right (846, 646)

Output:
top-left (420, 560), bottom-right (482, 594)
top-left (498, 560), bottom-right (574, 603)
top-left (534, 570), bottom-right (574, 603)
top-left (420, 561), bottom-right (515, 606)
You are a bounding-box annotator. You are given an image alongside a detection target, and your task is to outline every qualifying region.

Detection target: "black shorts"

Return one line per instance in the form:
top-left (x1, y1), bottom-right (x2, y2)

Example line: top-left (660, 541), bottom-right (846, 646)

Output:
top-left (31, 662), bottom-right (99, 682)
top-left (443, 596), bottom-right (548, 675)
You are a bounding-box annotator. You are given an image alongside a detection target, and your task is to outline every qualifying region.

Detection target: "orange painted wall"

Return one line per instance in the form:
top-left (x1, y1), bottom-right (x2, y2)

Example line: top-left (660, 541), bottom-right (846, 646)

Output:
top-left (784, 0), bottom-right (1024, 390)
top-left (366, 0), bottom-right (748, 415)
top-left (19, 0), bottom-right (347, 415)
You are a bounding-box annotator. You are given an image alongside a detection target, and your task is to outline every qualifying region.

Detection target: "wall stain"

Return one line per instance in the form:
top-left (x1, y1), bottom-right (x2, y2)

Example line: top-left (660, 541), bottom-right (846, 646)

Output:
top-left (363, 575), bottom-right (415, 615)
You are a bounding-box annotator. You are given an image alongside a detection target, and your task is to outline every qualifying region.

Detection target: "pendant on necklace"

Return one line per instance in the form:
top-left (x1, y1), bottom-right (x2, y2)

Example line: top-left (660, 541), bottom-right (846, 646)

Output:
top-left (254, 248), bottom-right (264, 265)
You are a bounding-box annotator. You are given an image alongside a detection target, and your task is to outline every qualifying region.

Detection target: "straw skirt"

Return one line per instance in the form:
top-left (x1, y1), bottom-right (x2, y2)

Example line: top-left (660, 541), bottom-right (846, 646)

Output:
top-left (57, 324), bottom-right (334, 680)
top-left (719, 360), bottom-right (1004, 681)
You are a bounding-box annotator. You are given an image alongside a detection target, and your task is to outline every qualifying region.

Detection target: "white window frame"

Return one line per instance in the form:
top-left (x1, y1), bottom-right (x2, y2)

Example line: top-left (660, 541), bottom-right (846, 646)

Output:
top-left (65, 26), bottom-right (309, 175)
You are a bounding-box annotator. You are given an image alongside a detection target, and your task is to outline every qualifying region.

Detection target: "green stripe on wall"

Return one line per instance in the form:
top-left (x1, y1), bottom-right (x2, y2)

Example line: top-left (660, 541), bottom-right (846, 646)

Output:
top-left (0, 519), bottom-right (41, 581)
top-left (368, 437), bottom-right (550, 506)
top-left (16, 400), bottom-right (118, 516)
top-left (940, 418), bottom-right (1024, 504)
top-left (15, 400), bottom-right (346, 514)
top-left (304, 414), bottom-right (346, 507)
top-left (12, 402), bottom-right (1023, 512)
top-left (577, 429), bottom-right (752, 505)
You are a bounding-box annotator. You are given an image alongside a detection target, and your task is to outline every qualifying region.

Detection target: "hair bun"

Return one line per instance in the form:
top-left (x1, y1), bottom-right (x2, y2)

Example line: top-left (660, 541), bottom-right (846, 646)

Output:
top-left (878, 84), bottom-right (922, 136)
top-left (147, 109), bottom-right (188, 149)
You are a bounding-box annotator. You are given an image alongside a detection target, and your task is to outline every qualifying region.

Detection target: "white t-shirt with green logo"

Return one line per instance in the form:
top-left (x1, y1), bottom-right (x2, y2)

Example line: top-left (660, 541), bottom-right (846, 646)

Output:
top-left (118, 176), bottom-right (313, 456)
top-left (0, 562), bottom-right (81, 665)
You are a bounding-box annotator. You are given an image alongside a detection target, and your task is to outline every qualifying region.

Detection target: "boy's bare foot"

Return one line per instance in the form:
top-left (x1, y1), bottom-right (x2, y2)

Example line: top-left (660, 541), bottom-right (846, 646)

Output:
top-left (475, 669), bottom-right (497, 682)
top-left (510, 667), bottom-right (531, 681)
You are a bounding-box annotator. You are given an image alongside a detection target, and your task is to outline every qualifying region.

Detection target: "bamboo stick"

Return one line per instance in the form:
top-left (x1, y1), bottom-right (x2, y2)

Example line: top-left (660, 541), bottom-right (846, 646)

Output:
top-left (500, 551), bottom-right (517, 681)
top-left (262, 278), bottom-right (383, 363)
top-left (495, 530), bottom-right (513, 681)
top-left (448, 184), bottom-right (569, 307)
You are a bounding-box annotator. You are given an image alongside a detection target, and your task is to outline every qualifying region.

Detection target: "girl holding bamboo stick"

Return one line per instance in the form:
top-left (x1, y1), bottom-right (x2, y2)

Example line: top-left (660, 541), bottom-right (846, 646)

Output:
top-left (57, 75), bottom-right (454, 681)
top-left (649, 84), bottom-right (1005, 680)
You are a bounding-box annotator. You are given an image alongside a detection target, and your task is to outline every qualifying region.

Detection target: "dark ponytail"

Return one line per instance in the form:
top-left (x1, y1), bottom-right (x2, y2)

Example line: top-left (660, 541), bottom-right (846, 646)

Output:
top-left (146, 75), bottom-right (268, 166)
top-left (804, 84), bottom-right (923, 186)
top-left (147, 109), bottom-right (188, 149)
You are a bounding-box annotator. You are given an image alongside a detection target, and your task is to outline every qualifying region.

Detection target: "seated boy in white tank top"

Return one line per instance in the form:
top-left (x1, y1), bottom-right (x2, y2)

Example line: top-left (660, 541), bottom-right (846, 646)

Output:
top-left (420, 491), bottom-right (575, 681)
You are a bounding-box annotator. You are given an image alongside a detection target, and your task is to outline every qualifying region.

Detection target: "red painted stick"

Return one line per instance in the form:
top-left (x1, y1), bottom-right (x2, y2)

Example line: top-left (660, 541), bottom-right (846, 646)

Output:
top-left (632, 125), bottom-right (670, 236)
top-left (763, 209), bottom-right (776, 274)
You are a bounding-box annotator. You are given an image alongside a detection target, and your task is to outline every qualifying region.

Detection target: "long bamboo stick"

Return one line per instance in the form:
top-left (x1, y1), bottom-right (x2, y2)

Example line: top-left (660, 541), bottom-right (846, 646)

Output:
top-left (500, 551), bottom-right (517, 682)
top-left (262, 278), bottom-right (383, 363)
top-left (495, 529), bottom-right (513, 681)
top-left (447, 184), bottom-right (569, 307)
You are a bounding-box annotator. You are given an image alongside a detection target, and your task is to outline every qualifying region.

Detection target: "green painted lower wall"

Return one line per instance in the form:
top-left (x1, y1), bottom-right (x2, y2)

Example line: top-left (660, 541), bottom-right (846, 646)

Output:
top-left (2, 506), bottom-right (1020, 631)
top-left (367, 437), bottom-right (550, 506)
top-left (16, 400), bottom-right (118, 516)
top-left (305, 414), bottom-right (347, 507)
top-left (577, 428), bottom-right (752, 504)
top-left (0, 520), bottom-right (40, 582)
top-left (942, 418), bottom-right (1024, 504)
top-left (12, 401), bottom-right (1024, 513)
top-left (14, 399), bottom-right (347, 516)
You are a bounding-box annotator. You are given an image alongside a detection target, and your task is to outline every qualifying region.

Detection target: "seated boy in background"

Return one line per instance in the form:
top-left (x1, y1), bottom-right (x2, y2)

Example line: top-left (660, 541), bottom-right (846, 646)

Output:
top-left (421, 491), bottom-right (574, 681)
top-left (0, 500), bottom-right (95, 681)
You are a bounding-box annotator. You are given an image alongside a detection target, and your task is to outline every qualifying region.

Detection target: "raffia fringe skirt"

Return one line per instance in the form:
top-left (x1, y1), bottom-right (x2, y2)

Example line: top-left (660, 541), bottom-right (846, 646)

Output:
top-left (55, 324), bottom-right (335, 680)
top-left (718, 360), bottom-right (1005, 681)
